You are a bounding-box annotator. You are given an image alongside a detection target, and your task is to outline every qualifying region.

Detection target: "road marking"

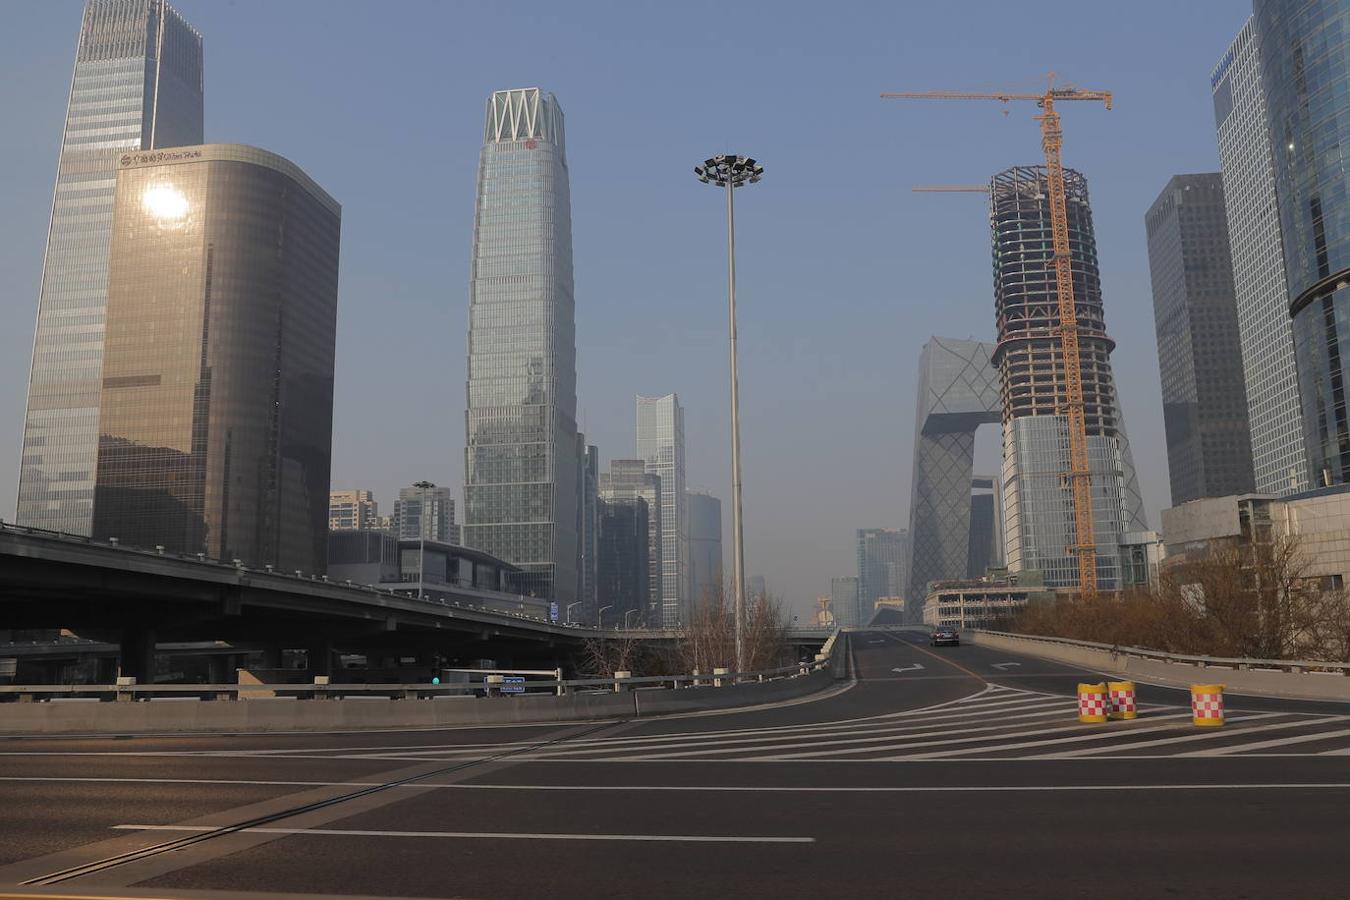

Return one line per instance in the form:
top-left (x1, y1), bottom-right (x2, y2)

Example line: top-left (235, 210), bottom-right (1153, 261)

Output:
top-left (991, 662), bottom-right (1022, 670)
top-left (439, 782), bottom-right (1350, 793)
top-left (1176, 722), bottom-right (1350, 757)
top-left (891, 664), bottom-right (925, 674)
top-left (881, 631), bottom-right (988, 681)
top-left (112, 824), bottom-right (814, 844)
top-left (1036, 715), bottom-right (1345, 758)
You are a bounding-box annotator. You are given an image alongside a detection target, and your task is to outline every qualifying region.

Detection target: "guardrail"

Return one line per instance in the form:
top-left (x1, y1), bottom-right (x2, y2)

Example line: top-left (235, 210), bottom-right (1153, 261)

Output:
top-left (0, 648), bottom-right (838, 703)
top-left (972, 629), bottom-right (1350, 676)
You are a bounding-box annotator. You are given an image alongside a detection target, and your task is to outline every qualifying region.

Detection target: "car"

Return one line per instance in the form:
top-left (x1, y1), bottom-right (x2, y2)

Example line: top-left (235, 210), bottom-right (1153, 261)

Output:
top-left (930, 625), bottom-right (959, 647)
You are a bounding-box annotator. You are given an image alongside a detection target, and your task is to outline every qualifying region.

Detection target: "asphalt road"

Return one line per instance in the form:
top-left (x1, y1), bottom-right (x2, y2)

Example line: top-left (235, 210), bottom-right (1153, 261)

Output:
top-left (3, 629), bottom-right (1350, 899)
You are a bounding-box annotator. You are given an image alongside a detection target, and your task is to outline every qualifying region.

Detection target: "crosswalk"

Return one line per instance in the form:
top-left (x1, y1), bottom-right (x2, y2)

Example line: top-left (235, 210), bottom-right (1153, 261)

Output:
top-left (256, 684), bottom-right (1350, 762)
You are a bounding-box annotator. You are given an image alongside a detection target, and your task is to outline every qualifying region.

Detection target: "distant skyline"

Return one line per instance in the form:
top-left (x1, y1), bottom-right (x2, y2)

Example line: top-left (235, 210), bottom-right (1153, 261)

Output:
top-left (0, 1), bottom-right (1253, 617)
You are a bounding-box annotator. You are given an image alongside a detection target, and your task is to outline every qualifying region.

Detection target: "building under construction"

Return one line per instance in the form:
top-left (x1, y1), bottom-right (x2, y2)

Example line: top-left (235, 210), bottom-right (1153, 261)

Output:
top-left (990, 165), bottom-right (1146, 590)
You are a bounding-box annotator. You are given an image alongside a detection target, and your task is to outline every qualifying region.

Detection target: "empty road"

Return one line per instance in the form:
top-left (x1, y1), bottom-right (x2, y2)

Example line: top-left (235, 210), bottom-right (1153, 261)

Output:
top-left (2, 630), bottom-right (1349, 899)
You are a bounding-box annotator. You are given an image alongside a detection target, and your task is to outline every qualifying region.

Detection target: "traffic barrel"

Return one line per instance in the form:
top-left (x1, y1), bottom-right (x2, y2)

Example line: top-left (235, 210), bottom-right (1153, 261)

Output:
top-left (1107, 681), bottom-right (1137, 720)
top-left (1077, 682), bottom-right (1108, 724)
top-left (1191, 684), bottom-right (1225, 727)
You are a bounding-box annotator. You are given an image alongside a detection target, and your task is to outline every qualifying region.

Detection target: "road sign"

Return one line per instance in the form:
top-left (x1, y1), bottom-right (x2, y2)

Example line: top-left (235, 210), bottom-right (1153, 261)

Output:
top-left (549, 602), bottom-right (559, 623)
top-left (501, 675), bottom-right (526, 694)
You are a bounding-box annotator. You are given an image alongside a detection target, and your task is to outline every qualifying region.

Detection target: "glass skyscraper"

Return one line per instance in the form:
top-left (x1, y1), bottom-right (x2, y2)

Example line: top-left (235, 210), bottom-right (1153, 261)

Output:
top-left (18, 0), bottom-right (204, 535)
top-left (686, 490), bottom-right (723, 608)
top-left (1255, 1), bottom-right (1350, 487)
top-left (463, 88), bottom-right (579, 605)
top-left (599, 460), bottom-right (663, 622)
top-left (1212, 18), bottom-right (1309, 496)
top-left (991, 166), bottom-right (1146, 591)
top-left (856, 528), bottom-right (908, 624)
top-left (91, 145), bottom-right (341, 574)
top-left (1145, 174), bottom-right (1256, 505)
top-left (637, 394), bottom-right (687, 626)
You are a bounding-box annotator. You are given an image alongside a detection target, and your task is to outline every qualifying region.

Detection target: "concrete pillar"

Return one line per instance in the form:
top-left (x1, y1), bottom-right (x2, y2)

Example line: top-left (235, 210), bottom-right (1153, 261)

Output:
top-left (119, 629), bottom-right (156, 682)
top-left (307, 640), bottom-right (335, 678)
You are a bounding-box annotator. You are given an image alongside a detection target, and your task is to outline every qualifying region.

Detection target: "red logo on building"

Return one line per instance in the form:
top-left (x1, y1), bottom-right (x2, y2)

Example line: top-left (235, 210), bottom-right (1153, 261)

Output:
top-left (525, 139), bottom-right (538, 149)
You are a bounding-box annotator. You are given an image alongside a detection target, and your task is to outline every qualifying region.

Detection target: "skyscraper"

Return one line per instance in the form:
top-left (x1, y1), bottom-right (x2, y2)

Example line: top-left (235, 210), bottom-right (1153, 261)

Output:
top-left (463, 88), bottom-right (579, 605)
top-left (18, 0), bottom-right (204, 535)
top-left (577, 440), bottom-right (599, 615)
top-left (599, 460), bottom-right (663, 622)
top-left (637, 394), bottom-right (687, 626)
top-left (856, 528), bottom-right (908, 625)
top-left (1254, 2), bottom-right (1350, 487)
top-left (597, 497), bottom-right (649, 628)
top-left (991, 166), bottom-right (1147, 590)
top-left (330, 490), bottom-right (380, 531)
top-left (91, 145), bottom-right (340, 574)
top-left (830, 576), bottom-right (860, 628)
top-left (1212, 18), bottom-right (1309, 496)
top-left (393, 484), bottom-right (457, 544)
top-left (968, 476), bottom-right (1002, 577)
top-left (686, 490), bottom-right (723, 607)
top-left (1145, 174), bottom-right (1256, 505)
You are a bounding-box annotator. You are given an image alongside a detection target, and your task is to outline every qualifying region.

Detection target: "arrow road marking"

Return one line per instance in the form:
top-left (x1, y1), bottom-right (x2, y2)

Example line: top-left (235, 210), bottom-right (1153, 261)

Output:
top-left (991, 663), bottom-right (1022, 670)
top-left (891, 664), bottom-right (925, 674)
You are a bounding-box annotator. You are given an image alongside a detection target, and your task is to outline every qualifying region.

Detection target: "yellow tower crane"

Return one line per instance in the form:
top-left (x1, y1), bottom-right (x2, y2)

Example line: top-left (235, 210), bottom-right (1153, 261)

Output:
top-left (883, 78), bottom-right (1112, 595)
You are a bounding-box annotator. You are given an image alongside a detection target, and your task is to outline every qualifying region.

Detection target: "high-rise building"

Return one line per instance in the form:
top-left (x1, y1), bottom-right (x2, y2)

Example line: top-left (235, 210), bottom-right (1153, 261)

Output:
top-left (991, 166), bottom-right (1147, 590)
top-left (968, 476), bottom-right (1003, 577)
top-left (747, 574), bottom-right (768, 601)
top-left (329, 490), bottom-right (380, 531)
top-left (1145, 174), bottom-right (1256, 505)
top-left (91, 145), bottom-right (340, 573)
top-left (856, 528), bottom-right (907, 626)
top-left (17, 0), bottom-right (204, 535)
top-left (906, 336), bottom-right (1001, 621)
top-left (1212, 18), bottom-right (1309, 496)
top-left (597, 497), bottom-right (649, 628)
top-left (393, 484), bottom-right (457, 544)
top-left (830, 576), bottom-right (859, 628)
top-left (577, 440), bottom-right (599, 615)
top-left (1254, 2), bottom-right (1350, 488)
top-left (463, 88), bottom-right (579, 605)
top-left (637, 394), bottom-right (687, 626)
top-left (599, 460), bottom-right (662, 623)
top-left (686, 490), bottom-right (723, 607)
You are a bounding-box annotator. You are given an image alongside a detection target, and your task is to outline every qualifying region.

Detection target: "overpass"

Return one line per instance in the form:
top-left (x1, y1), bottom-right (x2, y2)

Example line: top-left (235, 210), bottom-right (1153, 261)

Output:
top-left (0, 523), bottom-right (830, 680)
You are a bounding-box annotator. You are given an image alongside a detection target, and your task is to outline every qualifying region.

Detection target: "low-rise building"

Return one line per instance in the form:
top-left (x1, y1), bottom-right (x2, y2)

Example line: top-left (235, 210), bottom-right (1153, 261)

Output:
top-left (922, 569), bottom-right (1053, 628)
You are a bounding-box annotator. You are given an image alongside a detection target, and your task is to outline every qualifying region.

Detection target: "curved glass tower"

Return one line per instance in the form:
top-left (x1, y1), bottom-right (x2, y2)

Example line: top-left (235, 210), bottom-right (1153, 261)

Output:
top-left (463, 88), bottom-right (579, 605)
top-left (990, 166), bottom-right (1146, 590)
top-left (1255, 1), bottom-right (1350, 486)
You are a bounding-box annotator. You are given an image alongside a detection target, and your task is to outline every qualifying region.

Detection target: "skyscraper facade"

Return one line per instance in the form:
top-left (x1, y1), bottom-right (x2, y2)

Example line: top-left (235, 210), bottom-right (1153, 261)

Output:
top-left (637, 394), bottom-right (687, 626)
top-left (329, 490), bottom-right (379, 531)
top-left (1212, 18), bottom-right (1309, 496)
top-left (968, 476), bottom-right (1003, 577)
top-left (393, 484), bottom-right (457, 544)
top-left (830, 576), bottom-right (860, 628)
top-left (91, 144), bottom-right (340, 573)
top-left (577, 440), bottom-right (599, 616)
top-left (597, 497), bottom-right (649, 627)
top-left (856, 528), bottom-right (908, 625)
top-left (463, 88), bottom-right (579, 605)
top-left (1145, 174), bottom-right (1256, 505)
top-left (991, 166), bottom-right (1147, 590)
top-left (686, 490), bottom-right (723, 606)
top-left (599, 460), bottom-right (663, 623)
top-left (1254, 1), bottom-right (1350, 487)
top-left (18, 0), bottom-right (204, 535)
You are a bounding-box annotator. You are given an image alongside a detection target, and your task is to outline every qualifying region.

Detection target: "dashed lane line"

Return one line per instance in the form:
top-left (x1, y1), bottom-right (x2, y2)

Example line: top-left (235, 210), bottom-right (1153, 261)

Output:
top-left (111, 824), bottom-right (814, 844)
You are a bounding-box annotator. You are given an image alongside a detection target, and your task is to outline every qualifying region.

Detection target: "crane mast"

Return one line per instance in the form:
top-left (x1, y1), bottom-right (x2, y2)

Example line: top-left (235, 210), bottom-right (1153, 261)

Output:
top-left (883, 80), bottom-right (1112, 595)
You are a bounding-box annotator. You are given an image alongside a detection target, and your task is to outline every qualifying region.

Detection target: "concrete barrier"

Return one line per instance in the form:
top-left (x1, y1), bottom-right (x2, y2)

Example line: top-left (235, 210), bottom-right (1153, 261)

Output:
top-left (969, 631), bottom-right (1350, 702)
top-left (0, 665), bottom-right (842, 736)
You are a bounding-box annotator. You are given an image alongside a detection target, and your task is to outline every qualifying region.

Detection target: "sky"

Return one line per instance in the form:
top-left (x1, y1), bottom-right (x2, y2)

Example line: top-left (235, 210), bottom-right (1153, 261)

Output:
top-left (0, 0), bottom-right (1255, 619)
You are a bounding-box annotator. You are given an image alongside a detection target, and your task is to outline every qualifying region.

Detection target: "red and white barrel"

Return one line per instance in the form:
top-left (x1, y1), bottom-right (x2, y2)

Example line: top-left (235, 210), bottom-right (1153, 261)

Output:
top-left (1077, 682), bottom-right (1108, 724)
top-left (1108, 681), bottom-right (1137, 720)
top-left (1191, 684), bottom-right (1225, 727)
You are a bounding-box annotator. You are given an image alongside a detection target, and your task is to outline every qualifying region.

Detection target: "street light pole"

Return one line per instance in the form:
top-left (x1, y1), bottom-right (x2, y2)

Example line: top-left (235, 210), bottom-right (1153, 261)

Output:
top-left (694, 154), bottom-right (763, 675)
top-left (412, 480), bottom-right (435, 600)
top-left (625, 608), bottom-right (639, 629)
top-left (598, 604), bottom-right (614, 628)
top-left (566, 601), bottom-right (582, 625)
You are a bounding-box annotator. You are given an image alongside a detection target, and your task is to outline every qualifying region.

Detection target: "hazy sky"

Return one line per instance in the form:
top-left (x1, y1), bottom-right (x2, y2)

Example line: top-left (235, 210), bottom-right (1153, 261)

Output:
top-left (0, 1), bottom-right (1254, 618)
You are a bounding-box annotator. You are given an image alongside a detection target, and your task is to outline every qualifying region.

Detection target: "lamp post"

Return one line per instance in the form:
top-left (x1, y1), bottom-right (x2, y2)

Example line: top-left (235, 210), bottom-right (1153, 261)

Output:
top-left (625, 608), bottom-right (639, 629)
top-left (566, 601), bottom-right (583, 625)
top-left (598, 604), bottom-right (614, 628)
top-left (693, 154), bottom-right (764, 675)
top-left (412, 480), bottom-right (435, 599)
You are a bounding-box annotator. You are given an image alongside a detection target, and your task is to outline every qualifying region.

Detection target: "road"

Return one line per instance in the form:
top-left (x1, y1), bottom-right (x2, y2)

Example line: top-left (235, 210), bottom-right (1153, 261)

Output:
top-left (2, 629), bottom-right (1350, 899)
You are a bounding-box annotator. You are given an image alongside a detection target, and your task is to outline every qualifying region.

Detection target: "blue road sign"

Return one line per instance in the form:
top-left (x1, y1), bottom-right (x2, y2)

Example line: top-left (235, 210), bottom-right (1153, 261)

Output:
top-left (501, 675), bottom-right (525, 695)
top-left (549, 601), bottom-right (559, 623)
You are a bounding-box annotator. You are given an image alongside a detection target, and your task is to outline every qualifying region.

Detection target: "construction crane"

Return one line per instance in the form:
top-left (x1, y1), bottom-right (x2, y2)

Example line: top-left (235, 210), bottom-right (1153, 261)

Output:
top-left (883, 78), bottom-right (1112, 595)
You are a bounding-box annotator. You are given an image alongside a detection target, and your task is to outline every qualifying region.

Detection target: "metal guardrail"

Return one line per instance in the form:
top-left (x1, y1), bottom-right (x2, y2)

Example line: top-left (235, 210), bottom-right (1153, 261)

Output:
top-left (0, 641), bottom-right (839, 702)
top-left (972, 628), bottom-right (1350, 676)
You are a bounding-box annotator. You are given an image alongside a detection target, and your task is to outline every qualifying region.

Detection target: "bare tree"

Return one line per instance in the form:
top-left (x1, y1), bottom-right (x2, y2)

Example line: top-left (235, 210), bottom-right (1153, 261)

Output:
top-left (678, 580), bottom-right (789, 674)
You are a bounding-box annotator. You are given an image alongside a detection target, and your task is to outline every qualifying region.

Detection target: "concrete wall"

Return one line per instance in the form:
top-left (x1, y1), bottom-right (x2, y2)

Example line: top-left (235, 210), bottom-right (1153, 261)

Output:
top-left (0, 669), bottom-right (839, 736)
top-left (970, 631), bottom-right (1350, 702)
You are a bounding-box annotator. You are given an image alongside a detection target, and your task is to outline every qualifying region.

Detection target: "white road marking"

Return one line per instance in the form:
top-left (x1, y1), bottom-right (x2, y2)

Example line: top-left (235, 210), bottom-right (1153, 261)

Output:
top-left (1035, 715), bottom-right (1344, 758)
top-left (112, 824), bottom-right (815, 843)
top-left (991, 663), bottom-right (1022, 670)
top-left (1176, 722), bottom-right (1350, 756)
top-left (891, 664), bottom-right (925, 674)
top-left (439, 782), bottom-right (1350, 793)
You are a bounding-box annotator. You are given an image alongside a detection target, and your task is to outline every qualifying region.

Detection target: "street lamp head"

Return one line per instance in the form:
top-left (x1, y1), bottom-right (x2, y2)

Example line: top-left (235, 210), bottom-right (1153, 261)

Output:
top-left (693, 153), bottom-right (765, 188)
